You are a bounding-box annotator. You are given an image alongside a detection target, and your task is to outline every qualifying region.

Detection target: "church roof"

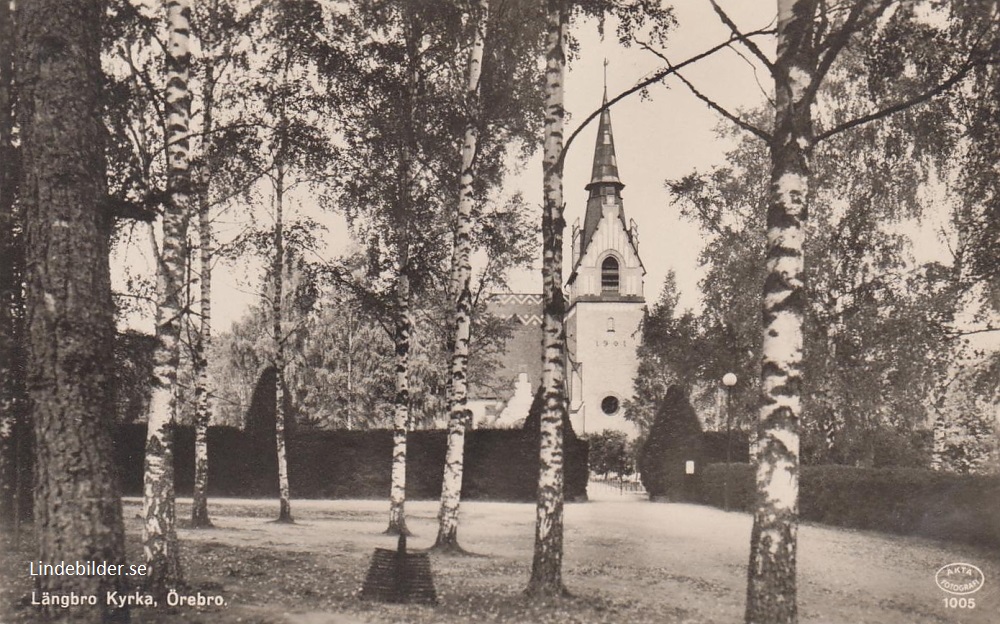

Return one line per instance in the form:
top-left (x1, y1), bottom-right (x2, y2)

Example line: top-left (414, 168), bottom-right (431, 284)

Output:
top-left (570, 89), bottom-right (642, 279)
top-left (585, 89), bottom-right (624, 192)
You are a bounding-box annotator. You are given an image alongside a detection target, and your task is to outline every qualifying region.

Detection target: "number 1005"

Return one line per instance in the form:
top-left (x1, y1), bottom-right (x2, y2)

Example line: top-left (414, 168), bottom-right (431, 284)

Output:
top-left (944, 597), bottom-right (975, 609)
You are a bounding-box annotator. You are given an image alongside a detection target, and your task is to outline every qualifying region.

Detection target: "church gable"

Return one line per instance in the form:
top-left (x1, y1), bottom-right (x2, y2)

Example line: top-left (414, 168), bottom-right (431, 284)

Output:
top-left (571, 205), bottom-right (644, 299)
top-left (578, 207), bottom-right (641, 271)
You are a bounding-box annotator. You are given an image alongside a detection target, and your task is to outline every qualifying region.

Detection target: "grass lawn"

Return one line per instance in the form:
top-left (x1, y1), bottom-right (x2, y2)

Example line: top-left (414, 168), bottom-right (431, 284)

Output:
top-left (2, 483), bottom-right (998, 623)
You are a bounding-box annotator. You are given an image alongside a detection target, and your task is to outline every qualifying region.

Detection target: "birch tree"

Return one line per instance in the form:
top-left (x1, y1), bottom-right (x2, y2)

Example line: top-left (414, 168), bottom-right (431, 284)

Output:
top-left (271, 154), bottom-right (293, 522)
top-left (189, 3), bottom-right (220, 529)
top-left (143, 0), bottom-right (194, 593)
top-left (526, 0), bottom-right (569, 596)
top-left (232, 0), bottom-right (340, 523)
top-left (635, 2), bottom-right (999, 620)
top-left (434, 0), bottom-right (489, 553)
top-left (333, 0), bottom-right (547, 535)
top-left (383, 9), bottom-right (422, 535)
top-left (333, 0), bottom-right (460, 537)
top-left (16, 0), bottom-right (128, 618)
top-left (190, 77), bottom-right (214, 526)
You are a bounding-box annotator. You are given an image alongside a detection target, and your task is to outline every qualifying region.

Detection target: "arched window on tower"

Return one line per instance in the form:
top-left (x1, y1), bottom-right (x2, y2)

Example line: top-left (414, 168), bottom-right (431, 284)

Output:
top-left (601, 256), bottom-right (619, 294)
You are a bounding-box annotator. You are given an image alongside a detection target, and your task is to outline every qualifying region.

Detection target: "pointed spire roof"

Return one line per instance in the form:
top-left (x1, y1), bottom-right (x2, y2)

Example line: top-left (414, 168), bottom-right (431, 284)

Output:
top-left (585, 87), bottom-right (624, 192)
top-left (569, 83), bottom-right (642, 281)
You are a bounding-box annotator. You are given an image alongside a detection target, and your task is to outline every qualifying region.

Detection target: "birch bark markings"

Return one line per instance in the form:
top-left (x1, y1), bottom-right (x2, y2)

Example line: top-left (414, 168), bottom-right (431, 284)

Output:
top-left (386, 16), bottom-right (420, 538)
top-left (273, 162), bottom-right (293, 523)
top-left (17, 0), bottom-right (128, 618)
top-left (434, 0), bottom-right (489, 552)
top-left (745, 1), bottom-right (814, 622)
top-left (527, 0), bottom-right (569, 598)
top-left (143, 0), bottom-right (192, 593)
top-left (191, 61), bottom-right (216, 529)
top-left (387, 247), bottom-right (412, 536)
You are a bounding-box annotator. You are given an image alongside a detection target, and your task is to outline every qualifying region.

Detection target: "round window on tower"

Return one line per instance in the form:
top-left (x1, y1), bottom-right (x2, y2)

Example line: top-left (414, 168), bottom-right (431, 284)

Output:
top-left (600, 395), bottom-right (620, 416)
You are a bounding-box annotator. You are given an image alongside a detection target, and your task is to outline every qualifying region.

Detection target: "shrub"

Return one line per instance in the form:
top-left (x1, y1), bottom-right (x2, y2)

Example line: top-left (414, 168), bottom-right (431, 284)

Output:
top-left (701, 431), bottom-right (750, 464)
top-left (638, 385), bottom-right (703, 501)
top-left (114, 422), bottom-right (589, 502)
top-left (698, 463), bottom-right (1000, 548)
top-left (698, 463), bottom-right (755, 511)
top-left (801, 426), bottom-right (932, 467)
top-left (521, 386), bottom-right (589, 501)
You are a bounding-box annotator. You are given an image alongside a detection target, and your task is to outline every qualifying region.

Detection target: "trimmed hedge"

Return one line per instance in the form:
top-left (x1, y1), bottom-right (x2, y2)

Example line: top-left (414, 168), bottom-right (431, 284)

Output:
top-left (639, 386), bottom-right (703, 501)
top-left (114, 425), bottom-right (588, 502)
top-left (699, 463), bottom-right (1000, 548)
top-left (698, 463), bottom-right (756, 512)
top-left (701, 431), bottom-right (750, 464)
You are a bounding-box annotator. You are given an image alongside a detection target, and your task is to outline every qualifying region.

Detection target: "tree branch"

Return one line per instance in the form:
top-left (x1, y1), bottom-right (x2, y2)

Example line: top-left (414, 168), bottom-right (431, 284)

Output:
top-left (807, 0), bottom-right (894, 103)
top-left (947, 325), bottom-right (1000, 338)
top-left (638, 41), bottom-right (772, 142)
top-left (814, 57), bottom-right (986, 143)
top-left (708, 0), bottom-right (775, 72)
top-left (106, 194), bottom-right (159, 223)
top-left (558, 27), bottom-right (776, 169)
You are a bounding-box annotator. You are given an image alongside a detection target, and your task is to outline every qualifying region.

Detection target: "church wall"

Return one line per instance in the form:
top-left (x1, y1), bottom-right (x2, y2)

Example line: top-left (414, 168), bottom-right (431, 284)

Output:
top-left (471, 294), bottom-right (543, 404)
top-left (567, 300), bottom-right (642, 437)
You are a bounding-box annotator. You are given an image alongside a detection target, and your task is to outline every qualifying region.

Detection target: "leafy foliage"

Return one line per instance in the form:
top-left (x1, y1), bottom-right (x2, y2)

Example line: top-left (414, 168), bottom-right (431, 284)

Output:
top-left (626, 271), bottom-right (711, 433)
top-left (585, 429), bottom-right (632, 477)
top-left (666, 110), bottom-right (965, 467)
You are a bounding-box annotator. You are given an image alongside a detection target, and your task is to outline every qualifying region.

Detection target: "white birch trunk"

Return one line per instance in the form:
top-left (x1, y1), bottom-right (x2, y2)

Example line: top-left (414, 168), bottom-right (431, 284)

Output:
top-left (191, 61), bottom-right (215, 529)
top-left (434, 0), bottom-right (489, 553)
top-left (387, 258), bottom-right (411, 536)
top-left (273, 162), bottom-right (293, 523)
top-left (527, 0), bottom-right (569, 598)
top-left (745, 1), bottom-right (814, 622)
top-left (143, 0), bottom-right (192, 594)
top-left (386, 15), bottom-right (420, 537)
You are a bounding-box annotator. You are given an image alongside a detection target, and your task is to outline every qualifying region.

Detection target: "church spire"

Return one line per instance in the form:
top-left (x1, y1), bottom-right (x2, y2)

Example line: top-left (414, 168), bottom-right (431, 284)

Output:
top-left (585, 68), bottom-right (623, 192)
top-left (573, 78), bottom-right (638, 276)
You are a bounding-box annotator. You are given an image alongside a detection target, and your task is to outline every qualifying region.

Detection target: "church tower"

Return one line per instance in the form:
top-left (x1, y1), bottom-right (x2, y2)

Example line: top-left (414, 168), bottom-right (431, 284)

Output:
top-left (566, 88), bottom-right (645, 437)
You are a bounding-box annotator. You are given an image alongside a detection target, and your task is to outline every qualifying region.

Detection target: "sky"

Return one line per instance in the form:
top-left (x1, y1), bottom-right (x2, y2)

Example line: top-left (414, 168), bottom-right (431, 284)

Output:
top-left (503, 1), bottom-right (775, 310)
top-left (113, 2), bottom-right (779, 333)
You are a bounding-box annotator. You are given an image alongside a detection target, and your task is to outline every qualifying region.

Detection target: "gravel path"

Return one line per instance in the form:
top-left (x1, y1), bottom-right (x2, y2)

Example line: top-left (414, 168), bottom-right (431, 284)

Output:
top-left (137, 487), bottom-right (1000, 623)
top-left (566, 483), bottom-right (999, 623)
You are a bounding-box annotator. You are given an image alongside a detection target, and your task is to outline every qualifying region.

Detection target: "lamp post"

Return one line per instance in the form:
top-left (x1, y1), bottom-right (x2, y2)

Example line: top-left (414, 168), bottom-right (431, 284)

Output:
top-left (722, 372), bottom-right (737, 511)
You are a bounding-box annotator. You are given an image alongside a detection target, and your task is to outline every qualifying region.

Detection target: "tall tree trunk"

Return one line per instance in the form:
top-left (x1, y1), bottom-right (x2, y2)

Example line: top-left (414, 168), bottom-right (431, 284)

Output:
top-left (385, 14), bottom-right (420, 538)
top-left (434, 0), bottom-right (488, 553)
top-left (526, 0), bottom-right (568, 599)
top-left (272, 161), bottom-right (293, 523)
top-left (387, 247), bottom-right (412, 536)
top-left (0, 0), bottom-right (26, 532)
top-left (16, 0), bottom-right (128, 620)
top-left (346, 309), bottom-right (354, 429)
top-left (143, 0), bottom-right (193, 595)
top-left (745, 1), bottom-right (814, 622)
top-left (191, 60), bottom-right (216, 529)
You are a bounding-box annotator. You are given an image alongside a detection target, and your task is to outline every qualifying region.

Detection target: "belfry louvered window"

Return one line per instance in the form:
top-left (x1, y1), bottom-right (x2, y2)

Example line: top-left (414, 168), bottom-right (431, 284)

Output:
top-left (601, 256), bottom-right (619, 293)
